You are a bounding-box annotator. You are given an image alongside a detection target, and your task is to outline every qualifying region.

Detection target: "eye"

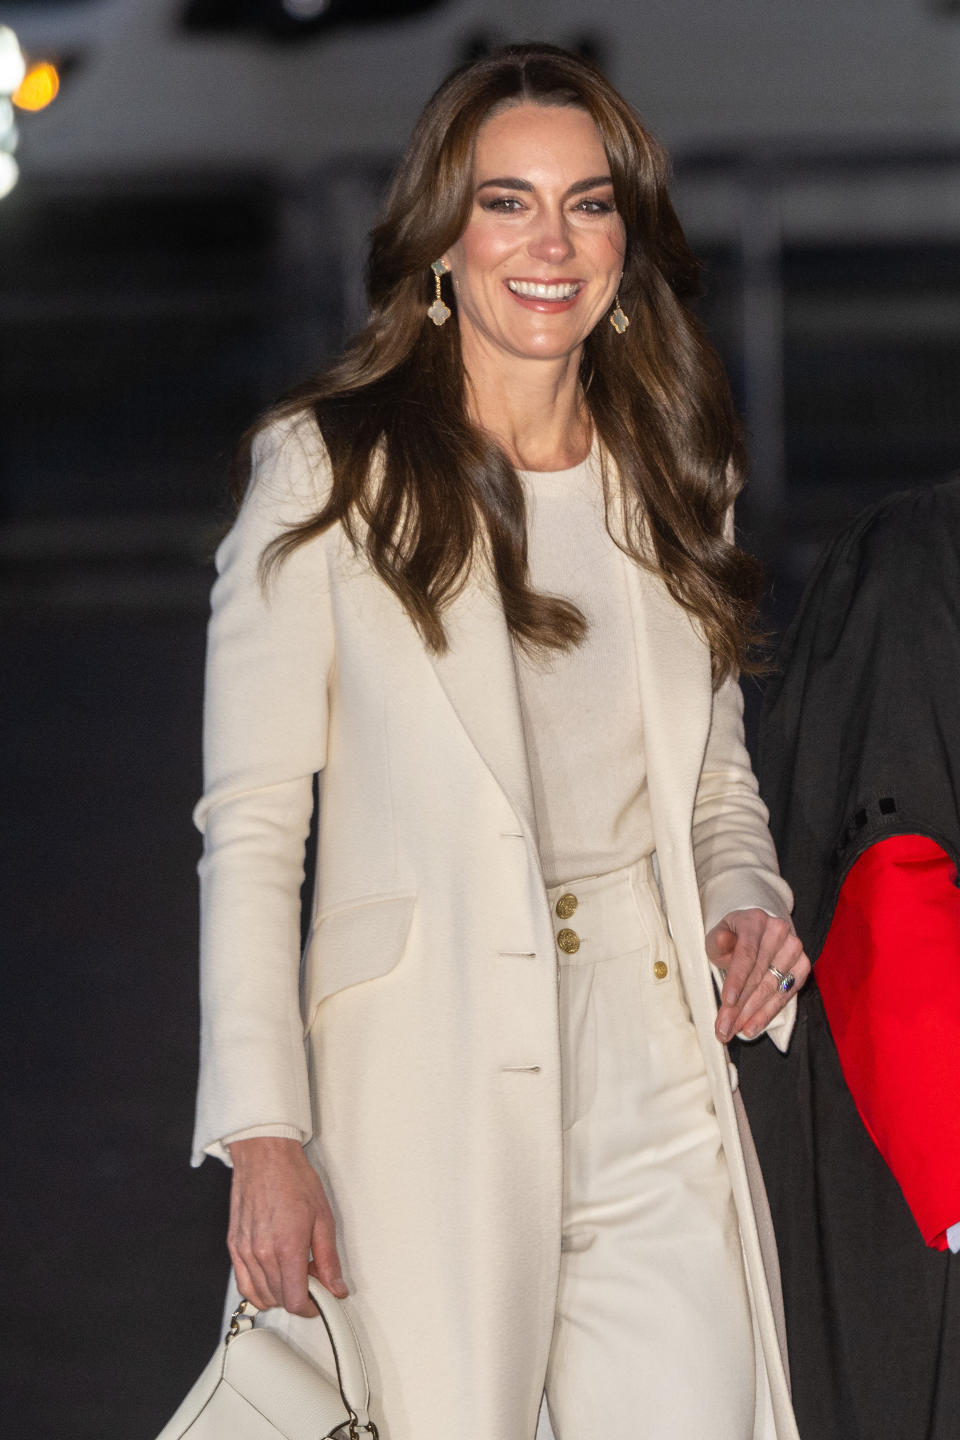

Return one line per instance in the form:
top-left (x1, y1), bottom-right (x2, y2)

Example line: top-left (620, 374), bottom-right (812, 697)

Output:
top-left (481, 195), bottom-right (526, 212)
top-left (574, 197), bottom-right (616, 214)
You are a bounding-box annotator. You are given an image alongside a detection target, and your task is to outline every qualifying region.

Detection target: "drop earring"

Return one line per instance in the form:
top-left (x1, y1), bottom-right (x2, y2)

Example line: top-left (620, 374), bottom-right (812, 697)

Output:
top-left (609, 294), bottom-right (629, 334)
top-left (428, 259), bottom-right (451, 326)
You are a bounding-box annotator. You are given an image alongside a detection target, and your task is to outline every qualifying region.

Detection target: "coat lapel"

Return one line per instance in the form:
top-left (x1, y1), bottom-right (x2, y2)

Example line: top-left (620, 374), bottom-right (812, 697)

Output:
top-left (425, 575), bottom-right (539, 844)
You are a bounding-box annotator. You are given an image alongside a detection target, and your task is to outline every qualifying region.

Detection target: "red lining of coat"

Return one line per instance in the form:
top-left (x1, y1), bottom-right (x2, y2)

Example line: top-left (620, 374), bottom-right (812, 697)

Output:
top-left (817, 832), bottom-right (960, 1249)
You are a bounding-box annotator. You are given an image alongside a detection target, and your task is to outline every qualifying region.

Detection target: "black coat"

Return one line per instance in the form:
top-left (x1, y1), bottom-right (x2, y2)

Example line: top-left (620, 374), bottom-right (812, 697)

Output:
top-left (735, 480), bottom-right (960, 1440)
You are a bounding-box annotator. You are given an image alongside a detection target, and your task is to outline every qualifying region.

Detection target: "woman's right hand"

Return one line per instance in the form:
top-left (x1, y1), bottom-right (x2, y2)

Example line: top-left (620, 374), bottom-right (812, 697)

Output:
top-left (227, 1136), bottom-right (348, 1317)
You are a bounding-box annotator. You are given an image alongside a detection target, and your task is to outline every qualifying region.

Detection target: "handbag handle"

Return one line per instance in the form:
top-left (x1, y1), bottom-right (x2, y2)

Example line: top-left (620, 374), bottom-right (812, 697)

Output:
top-left (229, 1278), bottom-right (372, 1429)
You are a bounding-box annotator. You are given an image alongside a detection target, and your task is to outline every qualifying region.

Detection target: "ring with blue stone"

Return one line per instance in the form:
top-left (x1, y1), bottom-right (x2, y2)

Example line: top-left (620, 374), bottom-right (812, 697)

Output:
top-left (768, 964), bottom-right (796, 994)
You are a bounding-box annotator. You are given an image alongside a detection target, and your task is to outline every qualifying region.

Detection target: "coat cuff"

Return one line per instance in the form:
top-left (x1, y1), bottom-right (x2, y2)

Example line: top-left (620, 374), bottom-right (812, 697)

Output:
top-left (700, 871), bottom-right (793, 940)
top-left (218, 1123), bottom-right (308, 1161)
top-left (195, 1125), bottom-right (309, 1168)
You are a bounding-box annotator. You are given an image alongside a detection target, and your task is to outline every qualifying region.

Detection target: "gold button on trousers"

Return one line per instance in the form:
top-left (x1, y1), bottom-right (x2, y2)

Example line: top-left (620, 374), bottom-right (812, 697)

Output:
top-left (541, 856), bottom-right (755, 1440)
top-left (555, 892), bottom-right (578, 920)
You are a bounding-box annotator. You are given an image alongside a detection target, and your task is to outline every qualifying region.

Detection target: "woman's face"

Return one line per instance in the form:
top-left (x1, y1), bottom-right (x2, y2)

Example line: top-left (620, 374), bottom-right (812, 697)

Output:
top-left (444, 103), bottom-right (627, 368)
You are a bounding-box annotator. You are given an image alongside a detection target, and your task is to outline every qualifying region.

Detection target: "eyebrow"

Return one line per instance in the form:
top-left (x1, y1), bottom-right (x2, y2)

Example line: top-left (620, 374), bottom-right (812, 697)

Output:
top-left (476, 175), bottom-right (614, 196)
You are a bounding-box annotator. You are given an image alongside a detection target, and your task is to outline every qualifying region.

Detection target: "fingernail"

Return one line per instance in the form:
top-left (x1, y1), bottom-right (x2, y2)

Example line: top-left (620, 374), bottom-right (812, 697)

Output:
top-left (717, 1022), bottom-right (731, 1042)
top-left (745, 1024), bottom-right (759, 1039)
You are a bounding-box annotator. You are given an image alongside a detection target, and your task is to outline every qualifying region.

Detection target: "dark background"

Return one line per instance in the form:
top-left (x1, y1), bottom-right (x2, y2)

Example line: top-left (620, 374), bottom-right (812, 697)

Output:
top-left (3, 3), bottom-right (960, 1436)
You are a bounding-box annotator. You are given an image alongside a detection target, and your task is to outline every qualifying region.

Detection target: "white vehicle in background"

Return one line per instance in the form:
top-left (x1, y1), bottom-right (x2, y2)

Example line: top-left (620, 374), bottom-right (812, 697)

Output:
top-left (4, 0), bottom-right (960, 184)
top-left (0, 23), bottom-right (28, 197)
top-left (2, 0), bottom-right (960, 535)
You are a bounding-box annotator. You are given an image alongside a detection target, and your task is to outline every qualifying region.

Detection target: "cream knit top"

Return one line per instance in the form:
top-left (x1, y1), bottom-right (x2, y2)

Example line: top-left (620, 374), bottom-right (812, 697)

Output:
top-left (516, 451), bottom-right (654, 888)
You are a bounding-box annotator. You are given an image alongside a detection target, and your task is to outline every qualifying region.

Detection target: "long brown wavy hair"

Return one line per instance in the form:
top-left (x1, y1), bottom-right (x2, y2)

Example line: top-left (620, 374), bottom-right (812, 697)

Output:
top-left (250, 43), bottom-right (762, 684)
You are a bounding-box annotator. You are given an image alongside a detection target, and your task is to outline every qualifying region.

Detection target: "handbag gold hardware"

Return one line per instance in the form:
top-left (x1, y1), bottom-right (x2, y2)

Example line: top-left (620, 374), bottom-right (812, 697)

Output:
top-left (226, 1297), bottom-right (250, 1340)
top-left (349, 1419), bottom-right (380, 1439)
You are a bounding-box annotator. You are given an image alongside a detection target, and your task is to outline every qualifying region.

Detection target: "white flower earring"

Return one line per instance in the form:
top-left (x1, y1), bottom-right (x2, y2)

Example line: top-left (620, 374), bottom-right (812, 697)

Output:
top-left (609, 294), bottom-right (629, 334)
top-left (428, 259), bottom-right (451, 326)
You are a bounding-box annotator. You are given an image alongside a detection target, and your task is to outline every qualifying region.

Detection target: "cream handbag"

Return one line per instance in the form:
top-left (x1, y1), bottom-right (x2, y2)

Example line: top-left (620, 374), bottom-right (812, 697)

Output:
top-left (155, 1278), bottom-right (378, 1440)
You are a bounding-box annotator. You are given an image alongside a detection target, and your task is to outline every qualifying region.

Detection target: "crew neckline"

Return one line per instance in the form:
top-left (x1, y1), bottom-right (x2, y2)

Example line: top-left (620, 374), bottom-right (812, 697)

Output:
top-left (518, 439), bottom-right (599, 481)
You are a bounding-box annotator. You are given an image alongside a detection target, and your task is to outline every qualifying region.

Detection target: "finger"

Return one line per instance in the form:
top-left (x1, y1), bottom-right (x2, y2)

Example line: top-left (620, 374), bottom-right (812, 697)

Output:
top-left (718, 918), bottom-right (772, 1006)
top-left (739, 953), bottom-right (812, 1038)
top-left (230, 1248), bottom-right (277, 1312)
top-left (310, 1220), bottom-right (349, 1298)
top-left (308, 1257), bottom-right (350, 1299)
top-left (738, 952), bottom-right (811, 1039)
top-left (705, 923), bottom-right (737, 966)
top-left (737, 916), bottom-right (793, 1001)
top-left (716, 916), bottom-right (801, 1038)
top-left (715, 938), bottom-right (766, 1038)
top-left (228, 1204), bottom-right (283, 1310)
top-left (227, 1187), bottom-right (279, 1311)
top-left (735, 932), bottom-right (806, 1028)
top-left (718, 946), bottom-right (755, 1010)
top-left (276, 1245), bottom-right (317, 1317)
top-left (230, 1253), bottom-right (257, 1308)
top-left (754, 916), bottom-right (798, 975)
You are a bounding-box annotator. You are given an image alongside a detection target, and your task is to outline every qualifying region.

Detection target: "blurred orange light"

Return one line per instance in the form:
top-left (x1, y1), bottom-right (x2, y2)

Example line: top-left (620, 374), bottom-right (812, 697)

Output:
top-left (13, 61), bottom-right (59, 112)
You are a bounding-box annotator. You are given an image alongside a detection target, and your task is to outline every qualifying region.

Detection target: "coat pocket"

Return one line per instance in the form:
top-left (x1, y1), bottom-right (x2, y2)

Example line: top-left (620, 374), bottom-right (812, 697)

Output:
top-left (300, 891), bottom-right (417, 1033)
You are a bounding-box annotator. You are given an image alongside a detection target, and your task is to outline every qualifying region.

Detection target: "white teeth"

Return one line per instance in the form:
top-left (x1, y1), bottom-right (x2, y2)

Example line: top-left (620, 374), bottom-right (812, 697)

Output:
top-left (507, 280), bottom-right (581, 300)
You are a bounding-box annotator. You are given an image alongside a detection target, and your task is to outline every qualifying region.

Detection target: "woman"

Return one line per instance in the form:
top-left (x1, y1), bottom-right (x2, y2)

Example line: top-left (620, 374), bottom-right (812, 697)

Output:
top-left (736, 481), bottom-right (960, 1440)
top-left (192, 43), bottom-right (808, 1440)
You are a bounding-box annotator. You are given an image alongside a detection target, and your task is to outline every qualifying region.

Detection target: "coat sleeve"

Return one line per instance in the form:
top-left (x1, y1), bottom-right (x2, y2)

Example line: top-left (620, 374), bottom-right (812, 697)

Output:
top-left (816, 833), bottom-right (960, 1249)
top-left (687, 501), bottom-right (797, 1048)
top-left (191, 413), bottom-right (335, 1167)
top-left (692, 673), bottom-right (797, 1050)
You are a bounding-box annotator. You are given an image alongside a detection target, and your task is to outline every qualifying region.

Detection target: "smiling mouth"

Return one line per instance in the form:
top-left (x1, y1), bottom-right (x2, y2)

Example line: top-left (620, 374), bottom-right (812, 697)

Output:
top-left (506, 280), bottom-right (583, 300)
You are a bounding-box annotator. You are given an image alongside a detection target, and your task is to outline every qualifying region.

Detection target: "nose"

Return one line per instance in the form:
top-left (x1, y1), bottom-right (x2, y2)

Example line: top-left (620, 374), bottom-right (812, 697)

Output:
top-left (526, 207), bottom-right (575, 265)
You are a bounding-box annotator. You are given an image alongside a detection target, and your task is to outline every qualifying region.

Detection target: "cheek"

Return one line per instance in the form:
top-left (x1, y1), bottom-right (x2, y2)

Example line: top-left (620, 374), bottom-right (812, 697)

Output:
top-left (451, 222), bottom-right (515, 294)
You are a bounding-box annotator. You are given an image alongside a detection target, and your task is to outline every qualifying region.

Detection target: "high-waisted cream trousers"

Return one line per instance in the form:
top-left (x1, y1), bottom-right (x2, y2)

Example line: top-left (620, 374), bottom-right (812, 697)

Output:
top-left (538, 857), bottom-right (755, 1440)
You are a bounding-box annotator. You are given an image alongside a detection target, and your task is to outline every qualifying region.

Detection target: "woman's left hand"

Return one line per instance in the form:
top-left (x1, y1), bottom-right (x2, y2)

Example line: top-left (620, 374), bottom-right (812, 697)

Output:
top-left (707, 909), bottom-right (810, 1043)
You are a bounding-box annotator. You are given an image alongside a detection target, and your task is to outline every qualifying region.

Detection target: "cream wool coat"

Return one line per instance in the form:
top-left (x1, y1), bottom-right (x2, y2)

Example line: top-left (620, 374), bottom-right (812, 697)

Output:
top-left (193, 413), bottom-right (800, 1440)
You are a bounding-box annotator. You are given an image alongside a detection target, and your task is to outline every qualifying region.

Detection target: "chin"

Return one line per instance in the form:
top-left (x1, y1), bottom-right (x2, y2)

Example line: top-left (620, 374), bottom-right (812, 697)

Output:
top-left (508, 328), bottom-right (585, 358)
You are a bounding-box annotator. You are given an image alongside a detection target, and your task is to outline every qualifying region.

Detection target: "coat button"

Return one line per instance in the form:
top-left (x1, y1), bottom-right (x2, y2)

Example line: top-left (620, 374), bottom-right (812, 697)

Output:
top-left (653, 960), bottom-right (668, 980)
top-left (557, 928), bottom-right (580, 955)
top-left (555, 892), bottom-right (578, 919)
